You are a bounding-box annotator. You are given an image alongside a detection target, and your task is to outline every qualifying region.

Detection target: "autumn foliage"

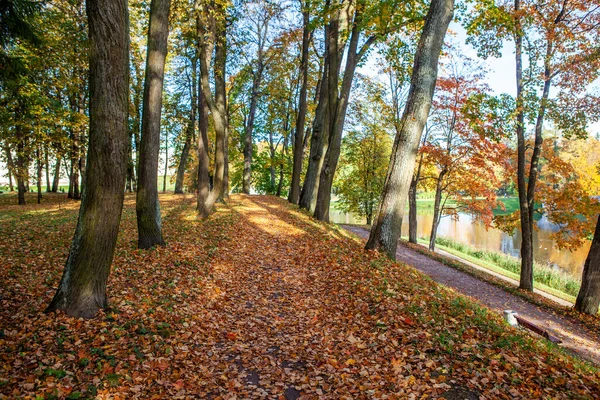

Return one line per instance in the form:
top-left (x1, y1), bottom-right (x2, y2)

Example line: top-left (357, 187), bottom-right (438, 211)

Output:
top-left (1, 194), bottom-right (599, 398)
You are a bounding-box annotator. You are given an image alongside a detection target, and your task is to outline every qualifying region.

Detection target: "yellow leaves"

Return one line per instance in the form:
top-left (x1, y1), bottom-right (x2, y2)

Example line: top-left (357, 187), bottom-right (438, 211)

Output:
top-left (2, 194), bottom-right (600, 399)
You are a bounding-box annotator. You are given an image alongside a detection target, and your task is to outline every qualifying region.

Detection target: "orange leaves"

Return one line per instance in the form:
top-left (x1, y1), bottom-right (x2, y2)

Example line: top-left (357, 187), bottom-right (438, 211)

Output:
top-left (2, 194), bottom-right (600, 398)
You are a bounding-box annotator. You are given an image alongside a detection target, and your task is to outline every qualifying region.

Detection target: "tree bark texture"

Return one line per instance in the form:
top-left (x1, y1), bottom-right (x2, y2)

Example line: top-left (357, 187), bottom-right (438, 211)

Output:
top-left (46, 0), bottom-right (130, 318)
top-left (575, 215), bottom-right (600, 315)
top-left (289, 5), bottom-right (310, 204)
top-left (365, 0), bottom-right (454, 258)
top-left (136, 0), bottom-right (171, 249)
top-left (197, 5), bottom-right (227, 217)
top-left (299, 59), bottom-right (329, 211)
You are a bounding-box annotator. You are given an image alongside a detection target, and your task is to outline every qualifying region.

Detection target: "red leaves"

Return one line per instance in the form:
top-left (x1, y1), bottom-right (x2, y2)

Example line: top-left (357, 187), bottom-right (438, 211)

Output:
top-left (1, 194), bottom-right (599, 398)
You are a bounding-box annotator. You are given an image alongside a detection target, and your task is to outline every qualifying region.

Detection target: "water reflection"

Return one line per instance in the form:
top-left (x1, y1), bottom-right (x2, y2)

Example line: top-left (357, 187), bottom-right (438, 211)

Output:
top-left (329, 208), bottom-right (590, 278)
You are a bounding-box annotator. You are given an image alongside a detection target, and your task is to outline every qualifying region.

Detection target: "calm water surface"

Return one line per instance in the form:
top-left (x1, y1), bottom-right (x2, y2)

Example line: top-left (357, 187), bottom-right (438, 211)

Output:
top-left (329, 209), bottom-right (590, 278)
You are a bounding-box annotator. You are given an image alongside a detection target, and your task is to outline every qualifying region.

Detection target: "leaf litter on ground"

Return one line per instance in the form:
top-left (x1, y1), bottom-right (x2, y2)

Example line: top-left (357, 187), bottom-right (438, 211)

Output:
top-left (0, 193), bottom-right (599, 399)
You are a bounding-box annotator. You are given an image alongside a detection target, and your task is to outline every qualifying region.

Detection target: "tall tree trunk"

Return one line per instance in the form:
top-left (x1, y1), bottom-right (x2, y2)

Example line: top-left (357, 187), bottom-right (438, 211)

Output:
top-left (163, 130), bottom-right (168, 192)
top-left (408, 178), bottom-right (418, 242)
top-left (409, 129), bottom-right (429, 243)
top-left (365, 0), bottom-right (454, 258)
top-left (65, 157), bottom-right (72, 196)
top-left (197, 4), bottom-right (227, 217)
top-left (174, 58), bottom-right (197, 194)
top-left (67, 135), bottom-right (76, 199)
top-left (136, 0), bottom-right (171, 249)
top-left (126, 131), bottom-right (134, 191)
top-left (289, 4), bottom-right (310, 204)
top-left (46, 0), bottom-right (129, 318)
top-left (44, 147), bottom-right (51, 192)
top-left (5, 145), bottom-right (15, 192)
top-left (514, 0), bottom-right (531, 291)
top-left (196, 70), bottom-right (211, 215)
top-left (575, 215), bottom-right (600, 315)
top-left (518, 34), bottom-right (552, 291)
top-left (314, 6), bottom-right (366, 222)
top-left (268, 130), bottom-right (277, 193)
top-left (299, 59), bottom-right (329, 211)
top-left (52, 155), bottom-right (61, 192)
top-left (79, 149), bottom-right (86, 197)
top-left (242, 66), bottom-right (262, 194)
top-left (15, 109), bottom-right (28, 205)
top-left (276, 133), bottom-right (288, 197)
top-left (36, 147), bottom-right (43, 204)
top-left (428, 169), bottom-right (447, 251)
top-left (224, 123), bottom-right (229, 199)
top-left (70, 128), bottom-right (81, 200)
top-left (175, 126), bottom-right (192, 193)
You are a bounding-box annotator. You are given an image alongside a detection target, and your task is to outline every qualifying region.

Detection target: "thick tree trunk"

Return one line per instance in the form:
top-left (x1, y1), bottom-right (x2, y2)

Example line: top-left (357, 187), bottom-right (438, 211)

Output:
top-left (46, 0), bottom-right (129, 318)
top-left (314, 3), bottom-right (374, 222)
top-left (136, 0), bottom-right (171, 249)
top-left (52, 156), bottom-right (61, 192)
top-left (365, 0), bottom-right (454, 258)
top-left (299, 60), bottom-right (329, 211)
top-left (289, 5), bottom-right (310, 204)
top-left (314, 16), bottom-right (355, 221)
top-left (575, 215), bottom-right (600, 315)
top-left (196, 76), bottom-right (211, 216)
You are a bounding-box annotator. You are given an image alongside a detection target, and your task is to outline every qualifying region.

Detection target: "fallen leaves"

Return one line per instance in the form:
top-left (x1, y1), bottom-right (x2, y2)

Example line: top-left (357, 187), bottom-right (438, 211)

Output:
top-left (0, 194), bottom-right (599, 399)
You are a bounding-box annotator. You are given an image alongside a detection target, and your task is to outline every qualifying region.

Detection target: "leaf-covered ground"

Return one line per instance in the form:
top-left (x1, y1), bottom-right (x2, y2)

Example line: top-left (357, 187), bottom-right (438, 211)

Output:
top-left (1, 193), bottom-right (599, 399)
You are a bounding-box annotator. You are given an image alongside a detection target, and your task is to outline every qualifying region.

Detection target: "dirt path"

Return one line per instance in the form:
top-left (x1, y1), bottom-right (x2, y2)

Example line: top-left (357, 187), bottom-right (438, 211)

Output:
top-left (342, 225), bottom-right (600, 365)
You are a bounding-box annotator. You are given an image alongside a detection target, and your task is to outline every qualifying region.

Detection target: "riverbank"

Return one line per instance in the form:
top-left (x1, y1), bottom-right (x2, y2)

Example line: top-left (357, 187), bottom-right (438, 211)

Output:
top-left (427, 236), bottom-right (580, 302)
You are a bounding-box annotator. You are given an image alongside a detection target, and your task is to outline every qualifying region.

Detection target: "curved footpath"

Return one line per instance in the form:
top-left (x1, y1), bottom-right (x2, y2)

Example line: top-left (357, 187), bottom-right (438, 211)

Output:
top-left (341, 225), bottom-right (600, 365)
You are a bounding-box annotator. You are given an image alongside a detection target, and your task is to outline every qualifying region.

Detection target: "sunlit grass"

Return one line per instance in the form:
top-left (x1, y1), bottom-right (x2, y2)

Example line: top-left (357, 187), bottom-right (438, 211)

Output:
top-left (433, 236), bottom-right (581, 299)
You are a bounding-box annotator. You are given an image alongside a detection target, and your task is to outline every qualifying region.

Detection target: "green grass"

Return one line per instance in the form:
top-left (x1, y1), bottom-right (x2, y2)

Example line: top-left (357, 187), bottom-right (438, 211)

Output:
top-left (432, 236), bottom-right (581, 299)
top-left (494, 197), bottom-right (520, 215)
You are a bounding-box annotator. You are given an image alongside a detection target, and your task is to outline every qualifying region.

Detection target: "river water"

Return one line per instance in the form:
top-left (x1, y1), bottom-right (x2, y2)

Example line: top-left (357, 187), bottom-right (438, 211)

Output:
top-left (329, 209), bottom-right (590, 278)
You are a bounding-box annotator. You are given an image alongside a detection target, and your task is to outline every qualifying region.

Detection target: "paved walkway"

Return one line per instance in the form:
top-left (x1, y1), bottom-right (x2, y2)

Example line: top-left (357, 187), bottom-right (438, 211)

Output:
top-left (342, 225), bottom-right (600, 365)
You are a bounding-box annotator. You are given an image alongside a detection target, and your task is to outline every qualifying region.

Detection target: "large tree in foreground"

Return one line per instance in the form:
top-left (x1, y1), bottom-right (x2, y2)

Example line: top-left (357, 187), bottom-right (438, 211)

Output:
top-left (365, 0), bottom-right (454, 258)
top-left (575, 215), bottom-right (600, 315)
top-left (136, 0), bottom-right (171, 249)
top-left (46, 0), bottom-right (129, 318)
